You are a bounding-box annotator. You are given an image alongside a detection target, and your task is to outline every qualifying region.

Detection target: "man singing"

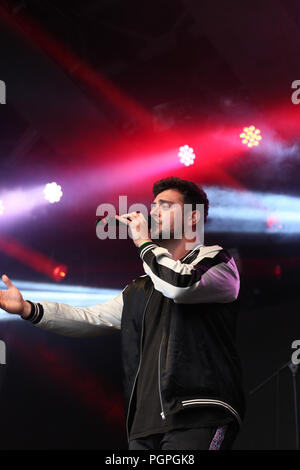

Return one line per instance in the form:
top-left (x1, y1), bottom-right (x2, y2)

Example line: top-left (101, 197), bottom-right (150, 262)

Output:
top-left (0, 176), bottom-right (245, 450)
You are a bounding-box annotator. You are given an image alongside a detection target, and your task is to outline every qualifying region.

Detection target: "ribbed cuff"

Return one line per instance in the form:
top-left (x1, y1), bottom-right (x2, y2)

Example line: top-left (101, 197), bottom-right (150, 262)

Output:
top-left (24, 301), bottom-right (44, 324)
top-left (138, 241), bottom-right (158, 260)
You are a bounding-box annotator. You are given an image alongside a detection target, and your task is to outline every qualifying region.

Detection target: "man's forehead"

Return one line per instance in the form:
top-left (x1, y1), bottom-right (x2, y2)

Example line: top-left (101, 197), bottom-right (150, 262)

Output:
top-left (153, 189), bottom-right (183, 203)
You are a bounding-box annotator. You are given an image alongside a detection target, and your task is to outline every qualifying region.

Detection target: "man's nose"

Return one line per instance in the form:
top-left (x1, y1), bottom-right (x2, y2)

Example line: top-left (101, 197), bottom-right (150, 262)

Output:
top-left (150, 204), bottom-right (160, 218)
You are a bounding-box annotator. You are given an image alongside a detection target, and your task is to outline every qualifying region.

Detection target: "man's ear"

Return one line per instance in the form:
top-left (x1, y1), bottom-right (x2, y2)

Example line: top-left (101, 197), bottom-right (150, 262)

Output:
top-left (187, 209), bottom-right (201, 227)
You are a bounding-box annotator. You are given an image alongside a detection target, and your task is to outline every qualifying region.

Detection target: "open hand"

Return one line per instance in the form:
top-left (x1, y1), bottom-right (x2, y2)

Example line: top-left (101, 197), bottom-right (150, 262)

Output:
top-left (0, 274), bottom-right (25, 316)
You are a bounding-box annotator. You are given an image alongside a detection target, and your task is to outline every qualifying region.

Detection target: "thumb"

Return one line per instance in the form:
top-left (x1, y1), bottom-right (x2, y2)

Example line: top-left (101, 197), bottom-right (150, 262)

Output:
top-left (1, 274), bottom-right (14, 289)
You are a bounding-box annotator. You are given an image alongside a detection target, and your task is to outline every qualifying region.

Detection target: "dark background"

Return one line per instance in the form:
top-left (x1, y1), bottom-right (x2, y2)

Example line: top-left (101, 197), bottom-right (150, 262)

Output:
top-left (0, 0), bottom-right (300, 450)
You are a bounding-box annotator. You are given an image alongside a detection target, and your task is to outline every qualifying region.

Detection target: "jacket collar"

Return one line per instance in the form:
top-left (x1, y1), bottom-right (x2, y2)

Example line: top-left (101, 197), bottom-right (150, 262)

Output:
top-left (180, 242), bottom-right (203, 262)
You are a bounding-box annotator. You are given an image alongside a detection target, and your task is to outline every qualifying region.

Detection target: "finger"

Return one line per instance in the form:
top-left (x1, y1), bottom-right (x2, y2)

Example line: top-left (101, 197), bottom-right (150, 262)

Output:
top-left (1, 274), bottom-right (14, 289)
top-left (119, 212), bottom-right (140, 219)
top-left (116, 213), bottom-right (141, 224)
top-left (115, 215), bottom-right (131, 225)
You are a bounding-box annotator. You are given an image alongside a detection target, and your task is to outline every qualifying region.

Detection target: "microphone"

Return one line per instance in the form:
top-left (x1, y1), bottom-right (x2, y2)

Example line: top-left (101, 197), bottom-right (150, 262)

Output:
top-left (96, 215), bottom-right (153, 228)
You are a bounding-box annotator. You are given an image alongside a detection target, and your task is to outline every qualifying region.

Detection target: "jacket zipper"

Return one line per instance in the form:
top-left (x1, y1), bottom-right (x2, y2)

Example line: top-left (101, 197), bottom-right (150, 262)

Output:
top-left (126, 244), bottom-right (204, 438)
top-left (125, 286), bottom-right (154, 442)
top-left (158, 335), bottom-right (166, 420)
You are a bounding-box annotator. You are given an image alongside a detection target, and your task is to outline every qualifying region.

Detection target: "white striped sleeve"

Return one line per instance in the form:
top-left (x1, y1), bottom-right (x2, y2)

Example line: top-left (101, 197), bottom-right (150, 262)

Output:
top-left (138, 241), bottom-right (240, 304)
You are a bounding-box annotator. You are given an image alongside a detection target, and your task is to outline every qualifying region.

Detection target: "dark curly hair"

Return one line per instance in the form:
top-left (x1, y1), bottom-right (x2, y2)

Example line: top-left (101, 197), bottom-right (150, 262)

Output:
top-left (152, 176), bottom-right (209, 223)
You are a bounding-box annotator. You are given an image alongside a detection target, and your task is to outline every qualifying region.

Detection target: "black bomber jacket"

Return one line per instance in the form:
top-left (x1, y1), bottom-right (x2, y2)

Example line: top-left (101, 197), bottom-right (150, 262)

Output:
top-left (27, 240), bottom-right (246, 442)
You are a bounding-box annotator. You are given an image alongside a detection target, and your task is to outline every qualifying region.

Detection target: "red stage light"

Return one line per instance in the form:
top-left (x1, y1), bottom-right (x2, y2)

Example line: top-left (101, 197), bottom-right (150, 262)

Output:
top-left (52, 265), bottom-right (68, 282)
top-left (274, 264), bottom-right (281, 279)
top-left (0, 235), bottom-right (68, 282)
top-left (266, 215), bottom-right (282, 230)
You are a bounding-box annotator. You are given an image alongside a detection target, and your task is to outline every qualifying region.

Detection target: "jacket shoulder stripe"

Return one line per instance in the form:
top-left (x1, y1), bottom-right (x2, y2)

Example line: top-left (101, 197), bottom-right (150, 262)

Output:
top-left (143, 246), bottom-right (232, 288)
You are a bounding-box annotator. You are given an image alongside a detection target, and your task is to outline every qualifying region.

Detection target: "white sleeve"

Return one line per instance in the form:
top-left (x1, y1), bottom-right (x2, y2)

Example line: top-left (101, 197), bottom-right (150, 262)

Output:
top-left (139, 242), bottom-right (240, 304)
top-left (31, 290), bottom-right (124, 337)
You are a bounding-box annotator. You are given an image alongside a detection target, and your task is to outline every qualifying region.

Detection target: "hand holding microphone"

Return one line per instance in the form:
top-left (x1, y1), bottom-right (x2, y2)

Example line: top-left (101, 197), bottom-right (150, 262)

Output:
top-left (96, 212), bottom-right (153, 247)
top-left (115, 211), bottom-right (152, 247)
top-left (96, 214), bottom-right (152, 228)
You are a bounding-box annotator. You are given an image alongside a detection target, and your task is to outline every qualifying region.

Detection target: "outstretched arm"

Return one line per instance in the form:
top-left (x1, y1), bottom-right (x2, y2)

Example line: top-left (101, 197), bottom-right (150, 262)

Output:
top-left (0, 274), bottom-right (124, 336)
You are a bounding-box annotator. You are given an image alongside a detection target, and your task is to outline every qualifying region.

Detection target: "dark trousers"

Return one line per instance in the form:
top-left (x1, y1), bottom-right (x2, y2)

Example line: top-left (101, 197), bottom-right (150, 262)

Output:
top-left (129, 422), bottom-right (238, 450)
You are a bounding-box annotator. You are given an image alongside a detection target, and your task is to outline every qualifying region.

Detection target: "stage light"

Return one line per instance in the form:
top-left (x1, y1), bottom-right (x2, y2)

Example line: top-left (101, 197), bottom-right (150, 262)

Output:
top-left (0, 200), bottom-right (4, 215)
top-left (274, 264), bottom-right (281, 279)
top-left (0, 280), bottom-right (122, 321)
top-left (43, 182), bottom-right (63, 203)
top-left (52, 265), bottom-right (68, 282)
top-left (204, 186), bottom-right (300, 234)
top-left (0, 235), bottom-right (68, 281)
top-left (240, 126), bottom-right (262, 148)
top-left (266, 215), bottom-right (283, 231)
top-left (178, 145), bottom-right (196, 166)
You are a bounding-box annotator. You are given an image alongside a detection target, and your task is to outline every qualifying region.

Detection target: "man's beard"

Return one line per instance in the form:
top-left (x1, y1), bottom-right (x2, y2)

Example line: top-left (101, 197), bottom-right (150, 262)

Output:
top-left (150, 223), bottom-right (179, 241)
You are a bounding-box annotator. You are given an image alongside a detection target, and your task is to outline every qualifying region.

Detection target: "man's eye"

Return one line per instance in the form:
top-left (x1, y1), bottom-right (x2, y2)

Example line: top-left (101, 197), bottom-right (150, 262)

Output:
top-left (161, 203), bottom-right (171, 209)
